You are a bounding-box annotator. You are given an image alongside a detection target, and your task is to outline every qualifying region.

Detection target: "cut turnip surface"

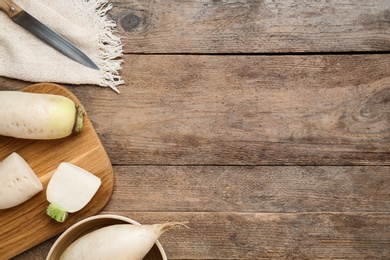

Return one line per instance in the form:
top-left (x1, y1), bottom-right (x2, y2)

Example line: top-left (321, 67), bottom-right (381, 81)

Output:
top-left (46, 162), bottom-right (101, 222)
top-left (0, 152), bottom-right (43, 209)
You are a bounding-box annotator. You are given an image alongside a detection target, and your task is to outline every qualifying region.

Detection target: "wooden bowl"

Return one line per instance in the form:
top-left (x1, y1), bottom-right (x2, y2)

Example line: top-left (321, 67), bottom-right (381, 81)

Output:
top-left (46, 214), bottom-right (167, 260)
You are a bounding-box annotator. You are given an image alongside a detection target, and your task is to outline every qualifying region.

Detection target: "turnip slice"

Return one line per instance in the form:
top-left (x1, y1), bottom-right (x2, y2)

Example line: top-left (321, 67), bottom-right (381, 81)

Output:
top-left (0, 152), bottom-right (43, 209)
top-left (46, 163), bottom-right (101, 222)
top-left (59, 222), bottom-right (186, 260)
top-left (0, 91), bottom-right (84, 140)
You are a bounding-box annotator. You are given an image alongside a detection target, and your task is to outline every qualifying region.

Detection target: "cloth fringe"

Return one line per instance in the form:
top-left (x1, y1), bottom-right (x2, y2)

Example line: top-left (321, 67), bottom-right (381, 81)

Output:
top-left (85, 0), bottom-right (124, 93)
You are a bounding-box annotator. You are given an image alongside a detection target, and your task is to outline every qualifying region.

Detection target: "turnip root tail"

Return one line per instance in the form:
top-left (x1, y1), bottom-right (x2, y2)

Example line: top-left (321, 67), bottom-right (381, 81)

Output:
top-left (74, 104), bottom-right (85, 133)
top-left (158, 222), bottom-right (189, 233)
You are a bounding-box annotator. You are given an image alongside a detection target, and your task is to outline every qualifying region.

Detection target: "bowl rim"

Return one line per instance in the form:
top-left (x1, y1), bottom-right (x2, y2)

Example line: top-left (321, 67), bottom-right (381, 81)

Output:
top-left (46, 214), bottom-right (168, 260)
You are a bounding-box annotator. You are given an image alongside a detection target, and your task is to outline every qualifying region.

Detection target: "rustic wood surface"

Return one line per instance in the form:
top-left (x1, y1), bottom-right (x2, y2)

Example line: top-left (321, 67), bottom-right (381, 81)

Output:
top-left (3, 0), bottom-right (390, 259)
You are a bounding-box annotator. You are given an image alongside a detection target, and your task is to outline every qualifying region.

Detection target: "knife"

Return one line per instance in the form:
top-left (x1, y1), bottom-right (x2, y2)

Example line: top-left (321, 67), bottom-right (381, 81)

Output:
top-left (0, 0), bottom-right (99, 70)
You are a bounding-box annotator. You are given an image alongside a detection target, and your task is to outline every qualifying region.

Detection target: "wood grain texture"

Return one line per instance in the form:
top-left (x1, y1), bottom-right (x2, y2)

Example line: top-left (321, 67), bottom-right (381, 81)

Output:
top-left (2, 1), bottom-right (390, 258)
top-left (117, 212), bottom-right (390, 259)
top-left (46, 54), bottom-right (390, 166)
top-left (111, 0), bottom-right (390, 53)
top-left (13, 212), bottom-right (390, 259)
top-left (0, 84), bottom-right (114, 259)
top-left (104, 166), bottom-right (390, 213)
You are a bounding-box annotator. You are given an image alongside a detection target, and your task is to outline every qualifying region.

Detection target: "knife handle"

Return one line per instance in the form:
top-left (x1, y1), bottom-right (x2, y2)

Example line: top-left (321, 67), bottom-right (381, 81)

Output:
top-left (0, 0), bottom-right (22, 18)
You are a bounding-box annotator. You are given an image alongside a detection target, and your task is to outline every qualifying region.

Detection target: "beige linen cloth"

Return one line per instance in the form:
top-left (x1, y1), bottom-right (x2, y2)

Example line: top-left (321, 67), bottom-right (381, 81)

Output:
top-left (0, 0), bottom-right (123, 92)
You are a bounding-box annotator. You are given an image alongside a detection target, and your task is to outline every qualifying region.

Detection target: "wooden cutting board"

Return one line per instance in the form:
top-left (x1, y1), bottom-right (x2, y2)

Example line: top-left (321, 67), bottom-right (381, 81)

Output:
top-left (0, 83), bottom-right (114, 259)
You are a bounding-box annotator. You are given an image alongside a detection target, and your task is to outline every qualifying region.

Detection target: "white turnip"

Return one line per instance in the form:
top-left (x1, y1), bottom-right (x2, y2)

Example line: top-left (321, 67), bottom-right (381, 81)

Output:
top-left (46, 162), bottom-right (101, 222)
top-left (59, 222), bottom-right (186, 260)
top-left (0, 152), bottom-right (43, 209)
top-left (0, 91), bottom-right (84, 139)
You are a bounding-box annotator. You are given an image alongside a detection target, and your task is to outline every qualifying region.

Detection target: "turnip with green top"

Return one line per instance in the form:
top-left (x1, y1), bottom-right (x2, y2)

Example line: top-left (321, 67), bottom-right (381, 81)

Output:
top-left (46, 162), bottom-right (101, 222)
top-left (0, 91), bottom-right (84, 140)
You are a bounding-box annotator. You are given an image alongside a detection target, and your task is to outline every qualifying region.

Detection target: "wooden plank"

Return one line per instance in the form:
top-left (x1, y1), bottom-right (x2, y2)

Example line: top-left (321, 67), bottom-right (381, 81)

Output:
top-left (103, 166), bottom-right (390, 213)
top-left (50, 54), bottom-right (390, 165)
top-left (2, 54), bottom-right (390, 165)
top-left (122, 212), bottom-right (390, 259)
top-left (111, 0), bottom-right (390, 53)
top-left (14, 212), bottom-right (390, 259)
top-left (0, 77), bottom-right (29, 90)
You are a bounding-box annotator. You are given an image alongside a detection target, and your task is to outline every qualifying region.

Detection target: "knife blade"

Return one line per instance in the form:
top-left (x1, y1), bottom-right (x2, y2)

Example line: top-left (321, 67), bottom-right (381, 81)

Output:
top-left (0, 0), bottom-right (99, 70)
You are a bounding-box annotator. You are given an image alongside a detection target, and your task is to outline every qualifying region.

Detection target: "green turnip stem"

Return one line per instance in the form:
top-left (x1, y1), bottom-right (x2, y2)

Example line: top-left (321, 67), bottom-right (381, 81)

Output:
top-left (47, 203), bottom-right (69, 223)
top-left (74, 104), bottom-right (85, 133)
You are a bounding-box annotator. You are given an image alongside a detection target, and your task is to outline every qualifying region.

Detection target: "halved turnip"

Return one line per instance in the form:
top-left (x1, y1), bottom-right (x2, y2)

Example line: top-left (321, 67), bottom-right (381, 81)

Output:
top-left (46, 162), bottom-right (101, 222)
top-left (0, 152), bottom-right (43, 209)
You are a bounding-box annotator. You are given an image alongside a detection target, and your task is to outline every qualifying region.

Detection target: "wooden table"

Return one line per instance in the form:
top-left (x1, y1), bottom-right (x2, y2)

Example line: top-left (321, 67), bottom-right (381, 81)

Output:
top-left (3, 0), bottom-right (390, 259)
